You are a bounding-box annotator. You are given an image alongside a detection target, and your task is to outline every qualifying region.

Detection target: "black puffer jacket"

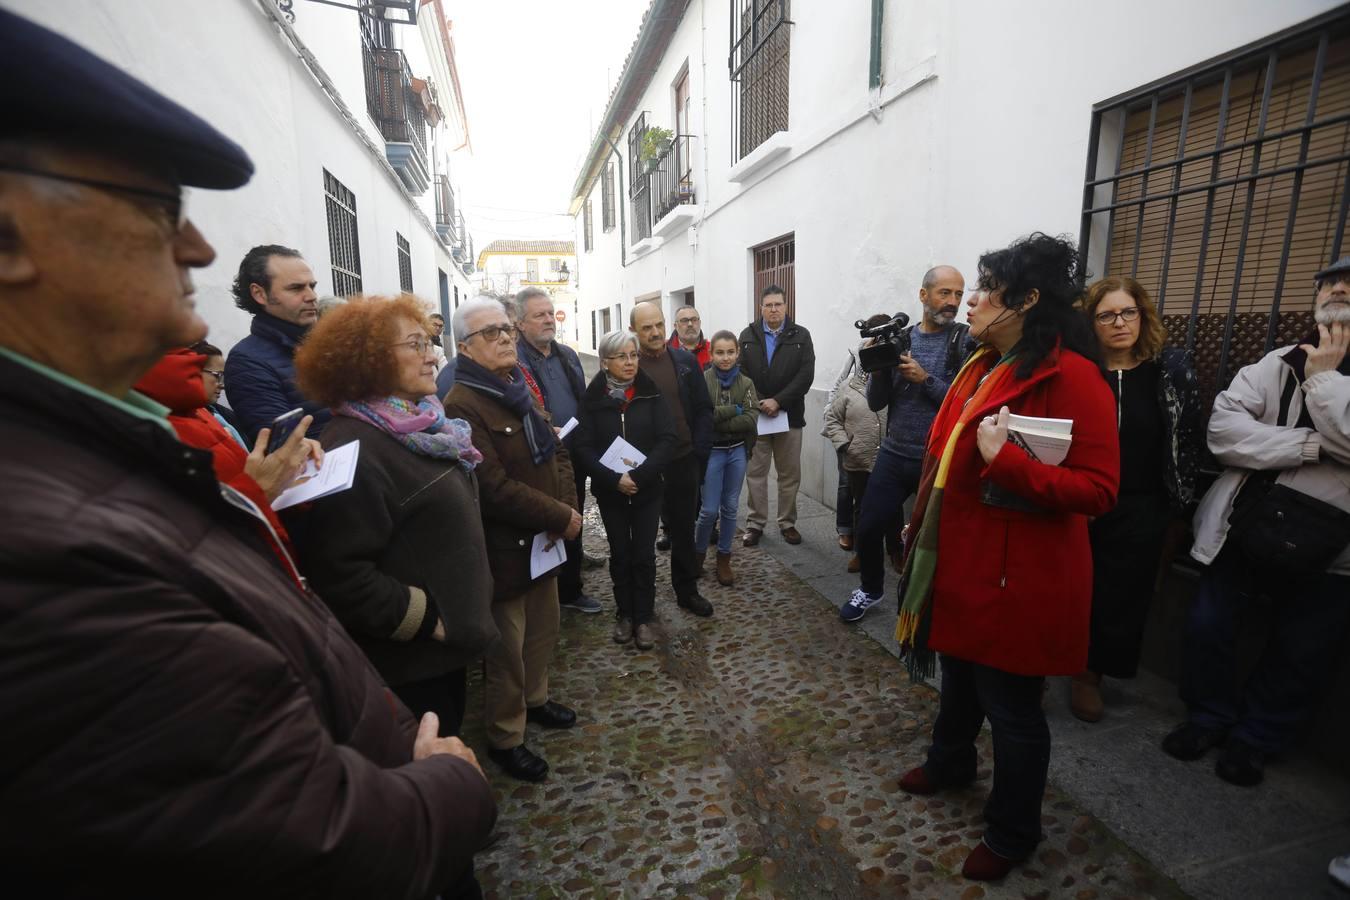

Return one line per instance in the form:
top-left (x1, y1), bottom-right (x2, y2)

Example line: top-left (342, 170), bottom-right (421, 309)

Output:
top-left (288, 416), bottom-right (498, 686)
top-left (572, 369), bottom-right (678, 501)
top-left (0, 354), bottom-right (494, 898)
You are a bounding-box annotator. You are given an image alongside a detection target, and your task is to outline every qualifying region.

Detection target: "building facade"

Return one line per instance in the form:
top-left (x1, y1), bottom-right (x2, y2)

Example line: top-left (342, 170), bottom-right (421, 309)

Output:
top-left (14, 0), bottom-right (480, 350)
top-left (570, 0), bottom-right (1349, 505)
top-left (475, 240), bottom-right (580, 345)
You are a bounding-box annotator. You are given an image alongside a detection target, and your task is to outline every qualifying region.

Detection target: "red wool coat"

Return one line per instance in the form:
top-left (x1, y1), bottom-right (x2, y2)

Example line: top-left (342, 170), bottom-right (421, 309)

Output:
top-left (927, 347), bottom-right (1120, 676)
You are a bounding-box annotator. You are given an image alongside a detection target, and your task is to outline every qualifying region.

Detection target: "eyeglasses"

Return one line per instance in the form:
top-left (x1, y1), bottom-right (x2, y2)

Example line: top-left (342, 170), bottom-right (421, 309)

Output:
top-left (462, 323), bottom-right (514, 344)
top-left (393, 336), bottom-right (433, 355)
top-left (1094, 307), bottom-right (1140, 326)
top-left (202, 369), bottom-right (225, 384)
top-left (677, 316), bottom-right (701, 325)
top-left (606, 352), bottom-right (640, 363)
top-left (0, 163), bottom-right (186, 232)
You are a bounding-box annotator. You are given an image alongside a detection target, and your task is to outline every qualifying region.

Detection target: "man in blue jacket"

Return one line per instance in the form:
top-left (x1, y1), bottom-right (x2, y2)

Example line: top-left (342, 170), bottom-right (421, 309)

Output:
top-left (223, 244), bottom-right (330, 441)
top-left (631, 301), bottom-right (715, 617)
top-left (515, 286), bottom-right (603, 614)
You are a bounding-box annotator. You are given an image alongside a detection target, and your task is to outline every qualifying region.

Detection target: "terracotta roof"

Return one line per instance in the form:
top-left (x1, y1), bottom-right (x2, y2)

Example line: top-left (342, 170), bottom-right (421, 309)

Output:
top-left (477, 239), bottom-right (575, 268)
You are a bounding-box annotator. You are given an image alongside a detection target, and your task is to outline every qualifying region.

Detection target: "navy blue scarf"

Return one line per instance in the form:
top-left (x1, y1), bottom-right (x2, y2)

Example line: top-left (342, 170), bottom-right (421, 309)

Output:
top-left (715, 363), bottom-right (740, 389)
top-left (454, 356), bottom-right (556, 465)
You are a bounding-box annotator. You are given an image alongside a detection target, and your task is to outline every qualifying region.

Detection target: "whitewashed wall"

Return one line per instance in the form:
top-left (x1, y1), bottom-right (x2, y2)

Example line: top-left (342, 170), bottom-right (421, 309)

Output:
top-left (574, 0), bottom-right (1342, 505)
top-left (11, 0), bottom-right (478, 351)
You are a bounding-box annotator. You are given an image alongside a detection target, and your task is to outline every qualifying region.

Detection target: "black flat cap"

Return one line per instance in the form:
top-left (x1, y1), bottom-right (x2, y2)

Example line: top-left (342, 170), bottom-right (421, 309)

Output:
top-left (0, 8), bottom-right (254, 190)
top-left (1315, 256), bottom-right (1350, 281)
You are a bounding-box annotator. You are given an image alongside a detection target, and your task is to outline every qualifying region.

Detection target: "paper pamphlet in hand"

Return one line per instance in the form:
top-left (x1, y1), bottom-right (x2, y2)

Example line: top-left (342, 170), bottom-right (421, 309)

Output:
top-left (530, 531), bottom-right (567, 579)
top-left (272, 440), bottom-right (360, 511)
top-left (1007, 414), bottom-right (1073, 465)
top-left (557, 417), bottom-right (579, 440)
top-left (756, 412), bottom-right (789, 435)
top-left (599, 436), bottom-right (647, 473)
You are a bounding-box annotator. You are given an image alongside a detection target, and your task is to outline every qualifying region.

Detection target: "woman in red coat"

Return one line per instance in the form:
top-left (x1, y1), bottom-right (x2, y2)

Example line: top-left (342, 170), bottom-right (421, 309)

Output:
top-left (894, 233), bottom-right (1119, 881)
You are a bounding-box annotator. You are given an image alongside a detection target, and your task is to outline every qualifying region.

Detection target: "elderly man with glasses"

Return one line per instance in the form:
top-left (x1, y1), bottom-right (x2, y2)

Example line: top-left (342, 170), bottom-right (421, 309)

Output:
top-left (0, 9), bottom-right (494, 898)
top-left (444, 296), bottom-right (584, 783)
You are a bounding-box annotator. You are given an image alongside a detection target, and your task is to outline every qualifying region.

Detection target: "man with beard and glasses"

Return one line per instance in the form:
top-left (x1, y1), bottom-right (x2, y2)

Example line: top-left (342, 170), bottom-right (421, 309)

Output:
top-left (1164, 256), bottom-right (1350, 788)
top-left (839, 265), bottom-right (971, 623)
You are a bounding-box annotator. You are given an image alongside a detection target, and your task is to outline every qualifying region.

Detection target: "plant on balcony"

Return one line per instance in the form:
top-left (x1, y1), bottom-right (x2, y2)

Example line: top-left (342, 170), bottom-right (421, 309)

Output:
top-left (639, 126), bottom-right (673, 172)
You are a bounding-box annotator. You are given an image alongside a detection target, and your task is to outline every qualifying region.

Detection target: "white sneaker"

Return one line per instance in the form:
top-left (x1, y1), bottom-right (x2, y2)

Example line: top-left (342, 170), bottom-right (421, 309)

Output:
top-left (1330, 853), bottom-right (1350, 890)
top-left (839, 587), bottom-right (881, 623)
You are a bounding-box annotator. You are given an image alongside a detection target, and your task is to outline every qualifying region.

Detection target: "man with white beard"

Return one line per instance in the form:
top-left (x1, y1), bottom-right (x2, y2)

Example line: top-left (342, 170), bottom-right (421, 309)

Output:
top-left (1163, 256), bottom-right (1350, 789)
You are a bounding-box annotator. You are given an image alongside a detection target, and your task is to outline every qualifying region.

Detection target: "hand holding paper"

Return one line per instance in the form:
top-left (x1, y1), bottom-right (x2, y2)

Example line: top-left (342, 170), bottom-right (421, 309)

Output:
top-left (599, 436), bottom-right (647, 473)
top-left (756, 411), bottom-right (789, 435)
top-left (530, 531), bottom-right (567, 579)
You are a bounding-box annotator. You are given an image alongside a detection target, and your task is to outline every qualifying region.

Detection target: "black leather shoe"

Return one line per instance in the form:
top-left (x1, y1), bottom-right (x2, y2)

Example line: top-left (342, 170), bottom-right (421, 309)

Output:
top-left (1215, 737), bottom-right (1266, 786)
top-left (526, 700), bottom-right (577, 729)
top-left (677, 591), bottom-right (714, 617)
top-left (1161, 722), bottom-right (1226, 761)
top-left (656, 533), bottom-right (671, 551)
top-left (487, 744), bottom-right (549, 782)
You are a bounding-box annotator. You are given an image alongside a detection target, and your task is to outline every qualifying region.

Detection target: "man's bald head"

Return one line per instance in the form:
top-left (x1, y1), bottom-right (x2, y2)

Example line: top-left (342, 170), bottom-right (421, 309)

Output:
top-left (629, 301), bottom-right (667, 355)
top-left (918, 265), bottom-right (964, 330)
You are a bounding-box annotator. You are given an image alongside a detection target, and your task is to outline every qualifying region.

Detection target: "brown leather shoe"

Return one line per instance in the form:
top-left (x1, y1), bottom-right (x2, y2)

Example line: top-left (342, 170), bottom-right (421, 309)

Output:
top-left (847, 554), bottom-right (861, 573)
top-left (633, 622), bottom-right (656, 650)
top-left (716, 551), bottom-right (735, 586)
top-left (838, 534), bottom-right (854, 551)
top-left (742, 528), bottom-right (762, 547)
top-left (780, 527), bottom-right (802, 545)
top-left (1070, 671), bottom-right (1103, 723)
top-left (612, 617), bottom-right (632, 644)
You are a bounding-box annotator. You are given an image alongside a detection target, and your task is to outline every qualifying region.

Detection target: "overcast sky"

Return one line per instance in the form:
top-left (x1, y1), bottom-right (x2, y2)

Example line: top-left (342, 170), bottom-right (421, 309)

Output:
top-left (446, 0), bottom-right (649, 247)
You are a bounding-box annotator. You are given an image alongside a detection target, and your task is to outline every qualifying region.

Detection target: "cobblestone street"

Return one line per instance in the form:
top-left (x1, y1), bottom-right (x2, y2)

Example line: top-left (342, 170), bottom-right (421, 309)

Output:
top-left (465, 508), bottom-right (1183, 899)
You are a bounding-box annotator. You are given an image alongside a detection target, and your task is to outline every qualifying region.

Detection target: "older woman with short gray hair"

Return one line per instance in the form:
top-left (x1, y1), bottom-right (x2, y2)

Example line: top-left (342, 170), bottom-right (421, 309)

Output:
top-left (571, 330), bottom-right (677, 650)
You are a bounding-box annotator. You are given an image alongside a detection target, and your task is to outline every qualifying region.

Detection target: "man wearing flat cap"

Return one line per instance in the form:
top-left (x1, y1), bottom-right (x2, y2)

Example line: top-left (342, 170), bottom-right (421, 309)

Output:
top-left (1164, 255), bottom-right (1350, 789)
top-left (0, 10), bottom-right (494, 898)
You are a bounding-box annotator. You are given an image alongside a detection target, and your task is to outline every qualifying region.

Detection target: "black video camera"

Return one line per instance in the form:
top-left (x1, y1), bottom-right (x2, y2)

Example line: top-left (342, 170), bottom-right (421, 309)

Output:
top-left (855, 313), bottom-right (911, 373)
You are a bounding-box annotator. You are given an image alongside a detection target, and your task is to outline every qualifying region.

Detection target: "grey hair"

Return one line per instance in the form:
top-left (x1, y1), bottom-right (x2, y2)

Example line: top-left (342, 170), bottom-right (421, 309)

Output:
top-left (452, 296), bottom-right (507, 343)
top-left (0, 139), bottom-right (82, 202)
top-left (315, 295), bottom-right (345, 318)
top-left (674, 304), bottom-right (697, 317)
top-left (515, 286), bottom-right (552, 309)
top-left (597, 329), bottom-right (638, 360)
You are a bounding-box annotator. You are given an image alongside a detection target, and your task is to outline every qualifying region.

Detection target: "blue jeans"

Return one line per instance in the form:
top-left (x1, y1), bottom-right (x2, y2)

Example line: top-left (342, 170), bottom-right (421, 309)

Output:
top-left (924, 655), bottom-right (1049, 860)
top-left (1181, 547), bottom-right (1350, 752)
top-left (857, 444), bottom-right (923, 598)
top-left (695, 446), bottom-right (747, 555)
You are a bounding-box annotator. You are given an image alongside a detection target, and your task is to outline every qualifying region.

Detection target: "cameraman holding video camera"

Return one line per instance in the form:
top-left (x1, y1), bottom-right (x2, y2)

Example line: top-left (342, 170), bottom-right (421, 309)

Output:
top-left (839, 266), bottom-right (970, 622)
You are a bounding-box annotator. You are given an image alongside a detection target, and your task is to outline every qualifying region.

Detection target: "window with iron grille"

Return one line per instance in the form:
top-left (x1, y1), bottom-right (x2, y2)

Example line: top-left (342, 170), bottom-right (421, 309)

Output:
top-left (550, 258), bottom-right (563, 272)
top-left (324, 169), bottom-right (363, 297)
top-left (752, 233), bottom-right (796, 319)
top-left (1080, 9), bottom-right (1350, 412)
top-left (583, 198), bottom-right (594, 252)
top-left (729, 0), bottom-right (791, 163)
top-left (628, 113), bottom-right (652, 242)
top-left (601, 160), bottom-right (615, 232)
top-left (396, 232), bottom-right (413, 293)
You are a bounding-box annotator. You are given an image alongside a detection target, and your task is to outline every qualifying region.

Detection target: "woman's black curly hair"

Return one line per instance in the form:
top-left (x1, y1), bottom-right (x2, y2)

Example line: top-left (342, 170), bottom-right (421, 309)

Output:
top-left (975, 232), bottom-right (1099, 378)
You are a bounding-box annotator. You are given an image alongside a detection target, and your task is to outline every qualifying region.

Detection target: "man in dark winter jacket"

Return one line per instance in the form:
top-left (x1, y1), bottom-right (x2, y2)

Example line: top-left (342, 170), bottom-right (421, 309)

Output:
top-left (740, 285), bottom-right (816, 546)
top-left (632, 301), bottom-right (716, 616)
top-left (839, 265), bottom-right (969, 623)
top-left (515, 286), bottom-right (603, 614)
top-left (0, 11), bottom-right (494, 897)
top-left (224, 243), bottom-right (330, 441)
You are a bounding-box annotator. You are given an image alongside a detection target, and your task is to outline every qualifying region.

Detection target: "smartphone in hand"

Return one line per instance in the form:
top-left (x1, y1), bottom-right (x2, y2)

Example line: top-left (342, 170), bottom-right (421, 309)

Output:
top-left (265, 407), bottom-right (306, 454)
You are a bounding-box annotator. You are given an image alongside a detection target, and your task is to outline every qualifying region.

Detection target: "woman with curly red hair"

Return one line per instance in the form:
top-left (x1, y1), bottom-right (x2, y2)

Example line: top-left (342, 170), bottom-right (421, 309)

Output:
top-left (290, 294), bottom-right (497, 744)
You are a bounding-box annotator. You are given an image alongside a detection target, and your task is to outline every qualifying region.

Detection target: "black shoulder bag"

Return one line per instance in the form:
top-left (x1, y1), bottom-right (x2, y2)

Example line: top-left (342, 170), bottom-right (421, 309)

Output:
top-left (1224, 370), bottom-right (1350, 572)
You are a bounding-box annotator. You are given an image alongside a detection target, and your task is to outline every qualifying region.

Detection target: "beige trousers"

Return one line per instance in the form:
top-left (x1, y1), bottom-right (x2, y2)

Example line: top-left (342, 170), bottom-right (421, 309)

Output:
top-left (744, 427), bottom-right (803, 532)
top-left (484, 577), bottom-right (560, 749)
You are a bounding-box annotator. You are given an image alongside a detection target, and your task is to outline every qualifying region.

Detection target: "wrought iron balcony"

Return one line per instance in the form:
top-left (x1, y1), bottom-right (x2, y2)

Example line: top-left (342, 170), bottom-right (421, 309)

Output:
top-left (433, 174), bottom-right (458, 245)
top-left (649, 134), bottom-right (696, 227)
top-left (363, 44), bottom-right (430, 194)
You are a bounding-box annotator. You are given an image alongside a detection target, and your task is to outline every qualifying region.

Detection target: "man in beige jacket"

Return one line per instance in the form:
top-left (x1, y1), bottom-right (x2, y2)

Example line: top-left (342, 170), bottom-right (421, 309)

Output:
top-left (1164, 257), bottom-right (1350, 787)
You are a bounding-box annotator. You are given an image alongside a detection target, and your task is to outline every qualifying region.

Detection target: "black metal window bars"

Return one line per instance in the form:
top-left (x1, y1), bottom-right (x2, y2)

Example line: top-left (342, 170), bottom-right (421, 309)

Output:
top-left (650, 134), bottom-right (697, 224)
top-left (628, 112), bottom-right (653, 243)
top-left (1079, 9), bottom-right (1350, 410)
top-left (324, 169), bottom-right (363, 298)
top-left (729, 0), bottom-right (790, 163)
top-left (396, 232), bottom-right (412, 293)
